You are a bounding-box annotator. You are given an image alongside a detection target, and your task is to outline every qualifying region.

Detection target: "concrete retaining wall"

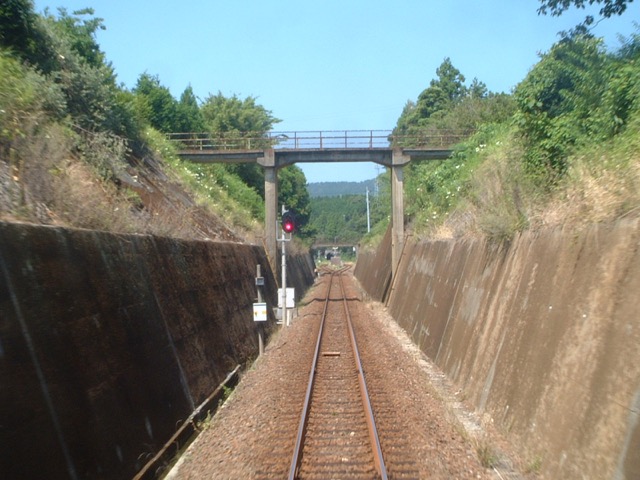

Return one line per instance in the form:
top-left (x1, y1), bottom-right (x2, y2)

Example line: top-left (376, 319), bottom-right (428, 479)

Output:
top-left (284, 246), bottom-right (316, 299)
top-left (354, 227), bottom-right (392, 302)
top-left (0, 222), bottom-right (314, 480)
top-left (355, 220), bottom-right (640, 479)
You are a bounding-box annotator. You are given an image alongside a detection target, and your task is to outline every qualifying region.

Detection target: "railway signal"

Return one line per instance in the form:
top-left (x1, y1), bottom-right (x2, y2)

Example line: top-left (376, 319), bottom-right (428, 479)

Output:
top-left (278, 206), bottom-right (294, 326)
top-left (281, 211), bottom-right (296, 233)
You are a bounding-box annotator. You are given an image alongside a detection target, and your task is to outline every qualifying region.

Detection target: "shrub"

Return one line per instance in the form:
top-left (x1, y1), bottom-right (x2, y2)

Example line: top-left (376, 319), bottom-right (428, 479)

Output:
top-left (148, 128), bottom-right (263, 232)
top-left (513, 36), bottom-right (608, 181)
top-left (0, 50), bottom-right (64, 146)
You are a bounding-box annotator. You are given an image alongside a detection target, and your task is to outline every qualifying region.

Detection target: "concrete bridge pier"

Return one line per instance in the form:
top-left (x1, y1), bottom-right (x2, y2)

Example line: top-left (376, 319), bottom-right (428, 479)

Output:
top-left (260, 147), bottom-right (411, 281)
top-left (173, 130), bottom-right (456, 283)
top-left (391, 149), bottom-right (410, 276)
top-left (258, 150), bottom-right (278, 270)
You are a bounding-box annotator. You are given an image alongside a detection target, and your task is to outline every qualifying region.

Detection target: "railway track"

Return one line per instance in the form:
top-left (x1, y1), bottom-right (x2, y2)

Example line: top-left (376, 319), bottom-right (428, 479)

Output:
top-left (168, 267), bottom-right (486, 479)
top-left (288, 267), bottom-right (387, 480)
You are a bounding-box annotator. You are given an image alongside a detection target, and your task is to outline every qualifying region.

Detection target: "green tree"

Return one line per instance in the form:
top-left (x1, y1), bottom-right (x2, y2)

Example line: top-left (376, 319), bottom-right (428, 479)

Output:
top-left (133, 73), bottom-right (179, 132)
top-left (393, 100), bottom-right (417, 136)
top-left (309, 191), bottom-right (388, 244)
top-left (514, 35), bottom-right (607, 177)
top-left (538, 0), bottom-right (634, 35)
top-left (468, 78), bottom-right (488, 99)
top-left (432, 58), bottom-right (467, 102)
top-left (1, 4), bottom-right (117, 131)
top-left (599, 28), bottom-right (640, 135)
top-left (394, 57), bottom-right (468, 136)
top-left (34, 8), bottom-right (139, 135)
top-left (0, 0), bottom-right (41, 62)
top-left (414, 58), bottom-right (467, 121)
top-left (538, 0), bottom-right (633, 19)
top-left (0, 1), bottom-right (62, 73)
top-left (200, 92), bottom-right (280, 135)
top-left (106, 88), bottom-right (142, 144)
top-left (392, 58), bottom-right (509, 147)
top-left (278, 165), bottom-right (312, 237)
top-left (432, 93), bottom-right (515, 133)
top-left (0, 50), bottom-right (65, 146)
top-left (48, 7), bottom-right (105, 68)
top-left (415, 85), bottom-right (449, 120)
top-left (175, 85), bottom-right (205, 132)
top-left (200, 92), bottom-right (281, 200)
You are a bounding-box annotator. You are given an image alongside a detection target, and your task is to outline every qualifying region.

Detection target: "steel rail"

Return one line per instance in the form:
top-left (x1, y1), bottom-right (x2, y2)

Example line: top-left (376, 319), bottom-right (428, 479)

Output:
top-left (287, 268), bottom-right (336, 480)
top-left (287, 267), bottom-right (387, 480)
top-left (133, 365), bottom-right (241, 480)
top-left (338, 273), bottom-right (388, 480)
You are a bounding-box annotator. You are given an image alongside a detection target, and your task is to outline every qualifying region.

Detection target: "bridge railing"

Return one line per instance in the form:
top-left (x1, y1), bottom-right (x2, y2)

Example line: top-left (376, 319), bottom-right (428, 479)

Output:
top-left (166, 130), bottom-right (474, 151)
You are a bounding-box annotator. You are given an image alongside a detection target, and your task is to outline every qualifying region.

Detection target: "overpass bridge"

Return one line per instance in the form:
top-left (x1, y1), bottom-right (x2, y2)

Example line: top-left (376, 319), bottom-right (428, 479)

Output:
top-left (312, 243), bottom-right (357, 249)
top-left (168, 130), bottom-right (469, 277)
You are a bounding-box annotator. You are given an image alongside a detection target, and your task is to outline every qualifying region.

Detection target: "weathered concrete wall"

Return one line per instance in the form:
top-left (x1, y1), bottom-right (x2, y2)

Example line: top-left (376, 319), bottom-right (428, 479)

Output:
top-left (354, 227), bottom-right (392, 302)
top-left (355, 219), bottom-right (640, 479)
top-left (286, 247), bottom-right (316, 298)
top-left (0, 222), bottom-right (314, 480)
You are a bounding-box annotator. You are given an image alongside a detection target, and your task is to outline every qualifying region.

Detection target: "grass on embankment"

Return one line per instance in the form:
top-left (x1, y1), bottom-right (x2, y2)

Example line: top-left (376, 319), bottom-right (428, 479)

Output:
top-left (401, 118), bottom-right (640, 242)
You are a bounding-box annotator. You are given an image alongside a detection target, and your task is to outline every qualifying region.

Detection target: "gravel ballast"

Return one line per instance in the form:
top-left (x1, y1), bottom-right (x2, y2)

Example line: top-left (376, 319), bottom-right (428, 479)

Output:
top-left (166, 270), bottom-right (525, 479)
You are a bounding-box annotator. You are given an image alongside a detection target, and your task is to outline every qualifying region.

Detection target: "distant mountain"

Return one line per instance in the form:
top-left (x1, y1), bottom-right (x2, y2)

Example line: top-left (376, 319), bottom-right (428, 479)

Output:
top-left (307, 179), bottom-right (378, 197)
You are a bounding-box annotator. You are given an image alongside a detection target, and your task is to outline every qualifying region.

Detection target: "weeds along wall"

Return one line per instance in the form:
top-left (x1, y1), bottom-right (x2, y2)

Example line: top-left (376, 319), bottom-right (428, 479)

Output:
top-left (0, 222), bottom-right (314, 480)
top-left (355, 219), bottom-right (640, 479)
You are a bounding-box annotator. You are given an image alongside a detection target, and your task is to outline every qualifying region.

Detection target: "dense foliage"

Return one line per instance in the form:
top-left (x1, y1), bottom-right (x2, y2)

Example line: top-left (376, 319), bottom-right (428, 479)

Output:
top-left (2, 1), bottom-right (638, 245)
top-left (127, 71), bottom-right (316, 236)
top-left (307, 179), bottom-right (377, 198)
top-left (515, 33), bottom-right (640, 181)
top-left (538, 0), bottom-right (633, 18)
top-left (538, 0), bottom-right (634, 35)
top-left (309, 191), bottom-right (388, 245)
top-left (0, 1), bottom-right (312, 238)
top-left (514, 36), bottom-right (608, 179)
top-left (392, 57), bottom-right (515, 145)
top-left (395, 28), bottom-right (640, 240)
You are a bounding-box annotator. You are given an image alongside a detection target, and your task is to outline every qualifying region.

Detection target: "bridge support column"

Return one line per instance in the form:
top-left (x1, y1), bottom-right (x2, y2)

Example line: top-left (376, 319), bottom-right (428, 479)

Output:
top-left (391, 149), bottom-right (409, 278)
top-left (260, 150), bottom-right (278, 272)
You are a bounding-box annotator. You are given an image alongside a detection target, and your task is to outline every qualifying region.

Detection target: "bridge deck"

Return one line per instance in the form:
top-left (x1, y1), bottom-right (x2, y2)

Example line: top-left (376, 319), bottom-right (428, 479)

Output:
top-left (168, 130), bottom-right (468, 279)
top-left (169, 130), bottom-right (466, 166)
top-left (177, 147), bottom-right (453, 167)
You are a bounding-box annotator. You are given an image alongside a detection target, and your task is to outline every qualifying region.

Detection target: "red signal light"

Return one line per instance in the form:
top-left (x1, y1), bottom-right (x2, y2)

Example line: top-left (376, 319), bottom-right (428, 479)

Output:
top-left (282, 212), bottom-right (295, 233)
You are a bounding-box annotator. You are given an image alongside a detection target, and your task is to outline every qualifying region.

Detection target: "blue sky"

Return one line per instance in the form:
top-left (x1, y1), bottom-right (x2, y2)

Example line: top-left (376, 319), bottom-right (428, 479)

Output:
top-left (34, 1), bottom-right (640, 183)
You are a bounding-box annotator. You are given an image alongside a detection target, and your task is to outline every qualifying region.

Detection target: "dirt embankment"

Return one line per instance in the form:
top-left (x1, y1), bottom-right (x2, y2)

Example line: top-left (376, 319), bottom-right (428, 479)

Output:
top-left (355, 219), bottom-right (640, 479)
top-left (0, 221), bottom-right (314, 480)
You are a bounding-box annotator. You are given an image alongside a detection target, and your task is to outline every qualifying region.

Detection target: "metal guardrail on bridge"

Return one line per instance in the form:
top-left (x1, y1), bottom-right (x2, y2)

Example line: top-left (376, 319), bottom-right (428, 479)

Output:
top-left (166, 130), bottom-right (473, 151)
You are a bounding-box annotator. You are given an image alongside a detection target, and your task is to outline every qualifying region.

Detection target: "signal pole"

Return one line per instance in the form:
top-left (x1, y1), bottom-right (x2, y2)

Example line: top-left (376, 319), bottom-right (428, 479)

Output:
top-left (277, 205), bottom-right (293, 326)
top-left (256, 264), bottom-right (265, 355)
top-left (281, 222), bottom-right (287, 326)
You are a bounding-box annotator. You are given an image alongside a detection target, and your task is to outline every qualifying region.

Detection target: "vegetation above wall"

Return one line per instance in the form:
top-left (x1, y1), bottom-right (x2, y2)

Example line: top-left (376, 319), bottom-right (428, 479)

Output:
top-left (0, 2), bottom-right (310, 242)
top-left (391, 30), bottom-right (640, 241)
top-left (1, 1), bottom-right (638, 246)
